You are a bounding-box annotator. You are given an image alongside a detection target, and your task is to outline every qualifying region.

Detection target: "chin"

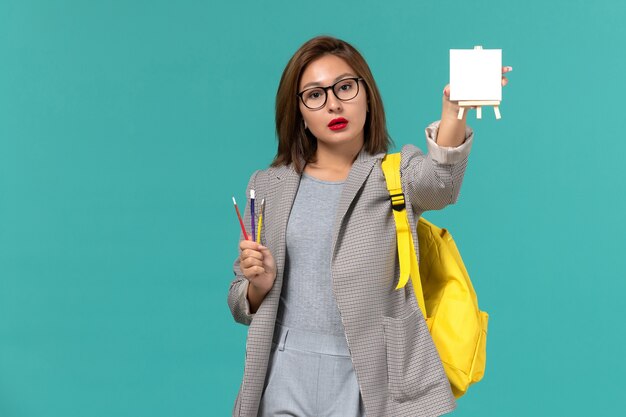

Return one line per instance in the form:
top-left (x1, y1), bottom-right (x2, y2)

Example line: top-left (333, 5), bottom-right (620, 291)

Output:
top-left (323, 135), bottom-right (361, 147)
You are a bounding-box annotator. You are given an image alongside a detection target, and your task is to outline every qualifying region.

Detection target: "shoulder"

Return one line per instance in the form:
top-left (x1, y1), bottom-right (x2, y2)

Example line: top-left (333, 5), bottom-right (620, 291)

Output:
top-left (391, 144), bottom-right (427, 173)
top-left (399, 143), bottom-right (426, 159)
top-left (258, 163), bottom-right (297, 180)
top-left (244, 164), bottom-right (298, 190)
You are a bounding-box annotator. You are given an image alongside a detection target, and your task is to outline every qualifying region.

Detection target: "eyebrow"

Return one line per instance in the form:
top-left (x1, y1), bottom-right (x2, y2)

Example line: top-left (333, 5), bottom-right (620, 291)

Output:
top-left (301, 73), bottom-right (356, 90)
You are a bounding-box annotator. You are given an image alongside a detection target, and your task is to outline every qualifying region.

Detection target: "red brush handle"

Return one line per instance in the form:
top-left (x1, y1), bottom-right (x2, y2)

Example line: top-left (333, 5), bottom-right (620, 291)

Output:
top-left (234, 203), bottom-right (249, 241)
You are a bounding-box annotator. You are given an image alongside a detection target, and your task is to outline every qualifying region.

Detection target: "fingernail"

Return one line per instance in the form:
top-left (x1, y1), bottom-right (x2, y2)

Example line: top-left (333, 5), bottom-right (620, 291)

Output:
top-left (507, 66), bottom-right (513, 71)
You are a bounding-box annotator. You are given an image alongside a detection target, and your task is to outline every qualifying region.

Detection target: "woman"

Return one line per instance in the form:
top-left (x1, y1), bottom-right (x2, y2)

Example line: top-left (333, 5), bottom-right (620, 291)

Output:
top-left (228, 36), bottom-right (510, 417)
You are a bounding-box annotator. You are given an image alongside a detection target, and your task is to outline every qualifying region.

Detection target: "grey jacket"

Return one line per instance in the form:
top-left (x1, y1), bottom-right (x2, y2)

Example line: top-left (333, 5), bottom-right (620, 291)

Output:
top-left (228, 120), bottom-right (474, 417)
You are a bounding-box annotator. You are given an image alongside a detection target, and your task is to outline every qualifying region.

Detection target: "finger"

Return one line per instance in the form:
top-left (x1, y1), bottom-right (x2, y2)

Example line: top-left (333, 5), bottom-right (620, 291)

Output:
top-left (242, 257), bottom-right (263, 269)
top-left (240, 240), bottom-right (262, 251)
top-left (443, 84), bottom-right (450, 98)
top-left (501, 76), bottom-right (509, 87)
top-left (241, 248), bottom-right (263, 262)
top-left (257, 245), bottom-right (272, 256)
top-left (246, 266), bottom-right (265, 277)
top-left (502, 66), bottom-right (513, 74)
top-left (239, 248), bottom-right (263, 261)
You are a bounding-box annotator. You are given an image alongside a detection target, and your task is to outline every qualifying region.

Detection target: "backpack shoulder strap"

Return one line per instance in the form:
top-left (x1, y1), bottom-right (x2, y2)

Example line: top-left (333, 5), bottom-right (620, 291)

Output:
top-left (381, 153), bottom-right (426, 317)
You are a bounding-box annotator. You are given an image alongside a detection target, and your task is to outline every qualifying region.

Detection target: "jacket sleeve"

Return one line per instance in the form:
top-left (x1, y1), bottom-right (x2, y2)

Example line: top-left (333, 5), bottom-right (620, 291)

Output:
top-left (400, 120), bottom-right (474, 212)
top-left (227, 170), bottom-right (260, 326)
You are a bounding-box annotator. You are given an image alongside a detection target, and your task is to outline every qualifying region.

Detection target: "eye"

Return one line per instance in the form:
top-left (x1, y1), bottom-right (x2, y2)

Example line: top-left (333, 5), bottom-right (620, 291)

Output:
top-left (337, 80), bottom-right (355, 91)
top-left (306, 89), bottom-right (324, 100)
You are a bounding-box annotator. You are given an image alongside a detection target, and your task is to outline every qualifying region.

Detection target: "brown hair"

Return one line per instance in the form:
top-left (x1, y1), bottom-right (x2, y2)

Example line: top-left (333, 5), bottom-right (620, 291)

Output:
top-left (271, 36), bottom-right (392, 173)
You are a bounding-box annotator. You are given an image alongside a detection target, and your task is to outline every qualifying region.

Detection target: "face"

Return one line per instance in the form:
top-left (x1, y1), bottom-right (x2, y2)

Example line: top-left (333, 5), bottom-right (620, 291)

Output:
top-left (298, 54), bottom-right (368, 150)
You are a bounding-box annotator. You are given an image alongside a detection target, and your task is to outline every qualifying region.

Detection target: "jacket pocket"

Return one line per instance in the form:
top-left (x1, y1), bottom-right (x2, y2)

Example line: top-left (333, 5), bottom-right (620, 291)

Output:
top-left (383, 308), bottom-right (445, 403)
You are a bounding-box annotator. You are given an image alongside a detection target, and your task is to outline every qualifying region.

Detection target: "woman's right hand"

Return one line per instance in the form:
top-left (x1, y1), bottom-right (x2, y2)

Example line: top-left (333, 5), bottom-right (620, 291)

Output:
top-left (239, 238), bottom-right (277, 294)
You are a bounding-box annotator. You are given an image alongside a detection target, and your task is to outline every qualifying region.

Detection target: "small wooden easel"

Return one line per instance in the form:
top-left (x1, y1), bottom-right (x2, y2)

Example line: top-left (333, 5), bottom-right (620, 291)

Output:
top-left (456, 46), bottom-right (502, 120)
top-left (457, 101), bottom-right (501, 120)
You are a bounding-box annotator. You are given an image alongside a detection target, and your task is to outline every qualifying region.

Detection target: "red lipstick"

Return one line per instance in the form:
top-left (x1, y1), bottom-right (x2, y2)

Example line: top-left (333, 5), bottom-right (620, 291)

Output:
top-left (328, 117), bottom-right (348, 131)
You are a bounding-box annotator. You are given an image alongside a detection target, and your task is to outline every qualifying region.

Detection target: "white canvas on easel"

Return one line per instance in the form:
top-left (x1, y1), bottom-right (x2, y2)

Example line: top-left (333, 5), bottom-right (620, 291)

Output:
top-left (450, 46), bottom-right (502, 119)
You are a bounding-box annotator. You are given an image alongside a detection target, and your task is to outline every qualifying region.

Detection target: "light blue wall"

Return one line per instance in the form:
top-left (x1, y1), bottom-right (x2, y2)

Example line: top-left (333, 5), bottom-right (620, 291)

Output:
top-left (1, 0), bottom-right (624, 415)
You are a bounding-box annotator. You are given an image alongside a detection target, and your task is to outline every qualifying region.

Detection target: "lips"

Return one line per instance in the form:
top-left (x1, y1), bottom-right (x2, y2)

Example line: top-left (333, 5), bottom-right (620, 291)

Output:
top-left (328, 117), bottom-right (348, 131)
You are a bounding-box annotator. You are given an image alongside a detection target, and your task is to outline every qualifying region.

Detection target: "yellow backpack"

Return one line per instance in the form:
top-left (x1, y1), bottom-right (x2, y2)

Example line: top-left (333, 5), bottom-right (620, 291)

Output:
top-left (381, 153), bottom-right (488, 398)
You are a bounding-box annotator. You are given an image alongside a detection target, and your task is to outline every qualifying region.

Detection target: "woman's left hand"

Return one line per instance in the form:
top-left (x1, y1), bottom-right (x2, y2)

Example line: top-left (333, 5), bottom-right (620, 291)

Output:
top-left (441, 66), bottom-right (512, 117)
top-left (436, 65), bottom-right (512, 146)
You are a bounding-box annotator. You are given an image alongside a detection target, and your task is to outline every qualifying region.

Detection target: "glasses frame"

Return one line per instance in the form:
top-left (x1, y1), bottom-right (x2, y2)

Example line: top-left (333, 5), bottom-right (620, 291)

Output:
top-left (296, 77), bottom-right (365, 110)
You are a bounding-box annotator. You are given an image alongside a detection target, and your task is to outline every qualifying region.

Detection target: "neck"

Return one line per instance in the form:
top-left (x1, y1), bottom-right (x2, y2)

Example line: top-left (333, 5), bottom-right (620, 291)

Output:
top-left (311, 138), bottom-right (364, 171)
top-left (303, 133), bottom-right (365, 182)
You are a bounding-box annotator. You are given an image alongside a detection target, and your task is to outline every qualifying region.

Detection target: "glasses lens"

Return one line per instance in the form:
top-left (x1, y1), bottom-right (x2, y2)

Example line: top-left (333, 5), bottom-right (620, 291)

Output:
top-left (303, 88), bottom-right (326, 109)
top-left (334, 79), bottom-right (359, 101)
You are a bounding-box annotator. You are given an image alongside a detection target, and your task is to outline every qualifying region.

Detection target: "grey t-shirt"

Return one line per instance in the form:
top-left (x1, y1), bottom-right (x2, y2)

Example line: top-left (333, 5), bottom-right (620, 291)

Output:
top-left (275, 172), bottom-right (346, 336)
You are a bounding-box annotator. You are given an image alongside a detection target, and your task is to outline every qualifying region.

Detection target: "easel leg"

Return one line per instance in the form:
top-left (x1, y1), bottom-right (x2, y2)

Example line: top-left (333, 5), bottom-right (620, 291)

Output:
top-left (494, 106), bottom-right (501, 120)
top-left (476, 106), bottom-right (482, 119)
top-left (457, 107), bottom-right (465, 120)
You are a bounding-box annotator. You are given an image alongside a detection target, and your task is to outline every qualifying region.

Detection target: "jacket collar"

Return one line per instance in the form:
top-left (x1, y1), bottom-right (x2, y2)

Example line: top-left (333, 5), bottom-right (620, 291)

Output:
top-left (269, 147), bottom-right (385, 266)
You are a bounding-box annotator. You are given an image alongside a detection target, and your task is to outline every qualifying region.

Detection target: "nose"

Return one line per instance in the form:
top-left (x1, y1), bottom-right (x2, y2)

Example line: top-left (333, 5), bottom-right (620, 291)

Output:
top-left (325, 88), bottom-right (343, 112)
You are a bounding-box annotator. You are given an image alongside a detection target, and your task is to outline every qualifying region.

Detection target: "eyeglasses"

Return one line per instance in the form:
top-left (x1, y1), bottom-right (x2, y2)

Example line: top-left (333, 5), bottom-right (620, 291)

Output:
top-left (297, 77), bottom-right (364, 110)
